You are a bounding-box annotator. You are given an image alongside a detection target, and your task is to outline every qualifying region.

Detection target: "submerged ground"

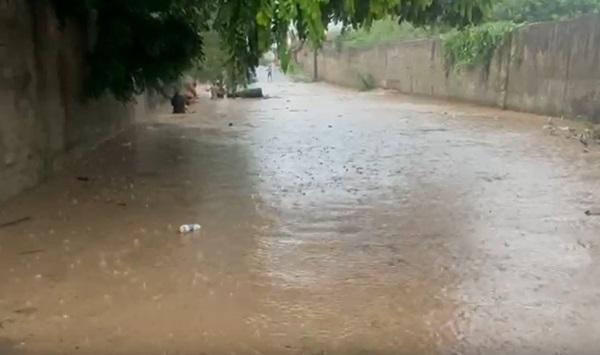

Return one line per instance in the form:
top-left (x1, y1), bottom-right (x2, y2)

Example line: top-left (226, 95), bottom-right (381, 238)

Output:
top-left (1, 72), bottom-right (600, 354)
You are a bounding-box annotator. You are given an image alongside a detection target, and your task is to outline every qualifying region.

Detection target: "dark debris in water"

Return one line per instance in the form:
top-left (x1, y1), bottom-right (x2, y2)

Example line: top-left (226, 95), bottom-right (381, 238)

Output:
top-left (0, 217), bottom-right (32, 229)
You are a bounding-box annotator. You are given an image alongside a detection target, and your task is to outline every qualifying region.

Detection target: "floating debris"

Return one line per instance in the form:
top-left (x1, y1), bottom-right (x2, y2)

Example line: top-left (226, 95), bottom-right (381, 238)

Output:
top-left (179, 224), bottom-right (202, 234)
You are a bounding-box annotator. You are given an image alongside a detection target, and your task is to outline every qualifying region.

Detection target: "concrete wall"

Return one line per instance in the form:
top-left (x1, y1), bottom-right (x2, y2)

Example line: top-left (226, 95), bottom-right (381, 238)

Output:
top-left (299, 15), bottom-right (600, 122)
top-left (0, 0), bottom-right (147, 203)
top-left (506, 16), bottom-right (600, 119)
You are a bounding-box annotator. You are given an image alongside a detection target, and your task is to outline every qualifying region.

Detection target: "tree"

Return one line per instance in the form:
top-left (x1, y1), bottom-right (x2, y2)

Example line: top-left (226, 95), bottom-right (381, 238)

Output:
top-left (52, 0), bottom-right (493, 101)
top-left (190, 31), bottom-right (228, 84)
top-left (491, 0), bottom-right (600, 22)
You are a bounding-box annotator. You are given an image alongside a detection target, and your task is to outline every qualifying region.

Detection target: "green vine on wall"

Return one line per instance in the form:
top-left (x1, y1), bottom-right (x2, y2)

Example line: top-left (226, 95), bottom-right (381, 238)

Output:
top-left (442, 21), bottom-right (517, 71)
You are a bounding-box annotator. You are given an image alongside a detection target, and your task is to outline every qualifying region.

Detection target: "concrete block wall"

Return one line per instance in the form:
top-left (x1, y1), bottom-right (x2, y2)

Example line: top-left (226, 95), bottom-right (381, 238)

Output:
top-left (299, 15), bottom-right (600, 122)
top-left (0, 0), bottom-right (45, 202)
top-left (506, 15), bottom-right (600, 119)
top-left (0, 0), bottom-right (145, 203)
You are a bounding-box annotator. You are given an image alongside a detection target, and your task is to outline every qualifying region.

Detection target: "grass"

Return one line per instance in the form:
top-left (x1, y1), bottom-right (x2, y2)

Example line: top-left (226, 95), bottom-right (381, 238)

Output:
top-left (333, 18), bottom-right (437, 50)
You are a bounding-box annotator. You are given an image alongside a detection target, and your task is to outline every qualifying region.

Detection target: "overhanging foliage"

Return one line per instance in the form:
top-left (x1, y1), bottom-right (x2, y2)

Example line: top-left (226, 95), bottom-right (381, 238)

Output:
top-left (52, 0), bottom-right (493, 101)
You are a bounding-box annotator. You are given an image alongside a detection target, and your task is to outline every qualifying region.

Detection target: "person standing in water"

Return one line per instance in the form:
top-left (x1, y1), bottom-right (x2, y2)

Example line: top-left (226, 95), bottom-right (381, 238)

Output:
top-left (267, 65), bottom-right (273, 82)
top-left (171, 90), bottom-right (187, 114)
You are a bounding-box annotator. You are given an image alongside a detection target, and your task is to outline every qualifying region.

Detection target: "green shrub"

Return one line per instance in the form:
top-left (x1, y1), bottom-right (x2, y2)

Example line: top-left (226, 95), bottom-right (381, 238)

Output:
top-left (442, 21), bottom-right (517, 70)
top-left (492, 0), bottom-right (600, 23)
top-left (358, 73), bottom-right (376, 91)
top-left (334, 18), bottom-right (434, 50)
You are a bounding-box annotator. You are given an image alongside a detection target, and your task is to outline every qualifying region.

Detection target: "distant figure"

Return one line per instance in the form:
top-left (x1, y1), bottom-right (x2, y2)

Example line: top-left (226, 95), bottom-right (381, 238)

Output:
top-left (267, 65), bottom-right (273, 82)
top-left (210, 81), bottom-right (225, 99)
top-left (171, 90), bottom-right (187, 114)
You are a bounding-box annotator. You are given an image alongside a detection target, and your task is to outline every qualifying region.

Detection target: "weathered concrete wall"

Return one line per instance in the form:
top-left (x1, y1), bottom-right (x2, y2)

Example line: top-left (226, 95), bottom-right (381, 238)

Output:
top-left (0, 0), bottom-right (147, 203)
top-left (0, 0), bottom-right (41, 203)
top-left (506, 15), bottom-right (600, 120)
top-left (299, 15), bottom-right (600, 122)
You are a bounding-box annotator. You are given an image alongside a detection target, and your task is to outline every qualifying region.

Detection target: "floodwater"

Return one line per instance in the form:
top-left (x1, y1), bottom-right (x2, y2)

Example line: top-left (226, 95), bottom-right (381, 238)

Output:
top-left (1, 72), bottom-right (600, 355)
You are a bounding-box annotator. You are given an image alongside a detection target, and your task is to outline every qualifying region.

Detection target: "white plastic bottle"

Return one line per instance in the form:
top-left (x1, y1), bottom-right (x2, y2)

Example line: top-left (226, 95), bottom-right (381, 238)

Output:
top-left (179, 224), bottom-right (202, 234)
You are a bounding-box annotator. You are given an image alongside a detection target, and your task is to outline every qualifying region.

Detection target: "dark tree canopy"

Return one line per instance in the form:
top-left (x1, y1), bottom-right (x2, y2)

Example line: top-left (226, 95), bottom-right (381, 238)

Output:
top-left (52, 0), bottom-right (492, 101)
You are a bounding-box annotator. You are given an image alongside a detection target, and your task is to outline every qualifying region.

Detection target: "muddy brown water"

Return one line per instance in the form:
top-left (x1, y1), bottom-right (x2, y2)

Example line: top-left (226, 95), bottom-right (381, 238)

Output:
top-left (1, 77), bottom-right (600, 355)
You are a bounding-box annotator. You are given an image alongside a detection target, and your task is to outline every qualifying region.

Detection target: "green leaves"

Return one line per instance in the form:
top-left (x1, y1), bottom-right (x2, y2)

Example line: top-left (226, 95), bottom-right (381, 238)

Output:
top-left (492, 0), bottom-right (600, 23)
top-left (437, 0), bottom-right (600, 72)
top-left (335, 18), bottom-right (433, 50)
top-left (53, 0), bottom-right (209, 100)
top-left (53, 0), bottom-right (492, 101)
top-left (442, 20), bottom-right (516, 70)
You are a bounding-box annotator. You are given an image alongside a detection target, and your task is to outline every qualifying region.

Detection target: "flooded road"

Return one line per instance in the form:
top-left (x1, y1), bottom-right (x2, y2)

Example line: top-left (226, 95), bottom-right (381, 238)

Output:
top-left (1, 74), bottom-right (600, 355)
